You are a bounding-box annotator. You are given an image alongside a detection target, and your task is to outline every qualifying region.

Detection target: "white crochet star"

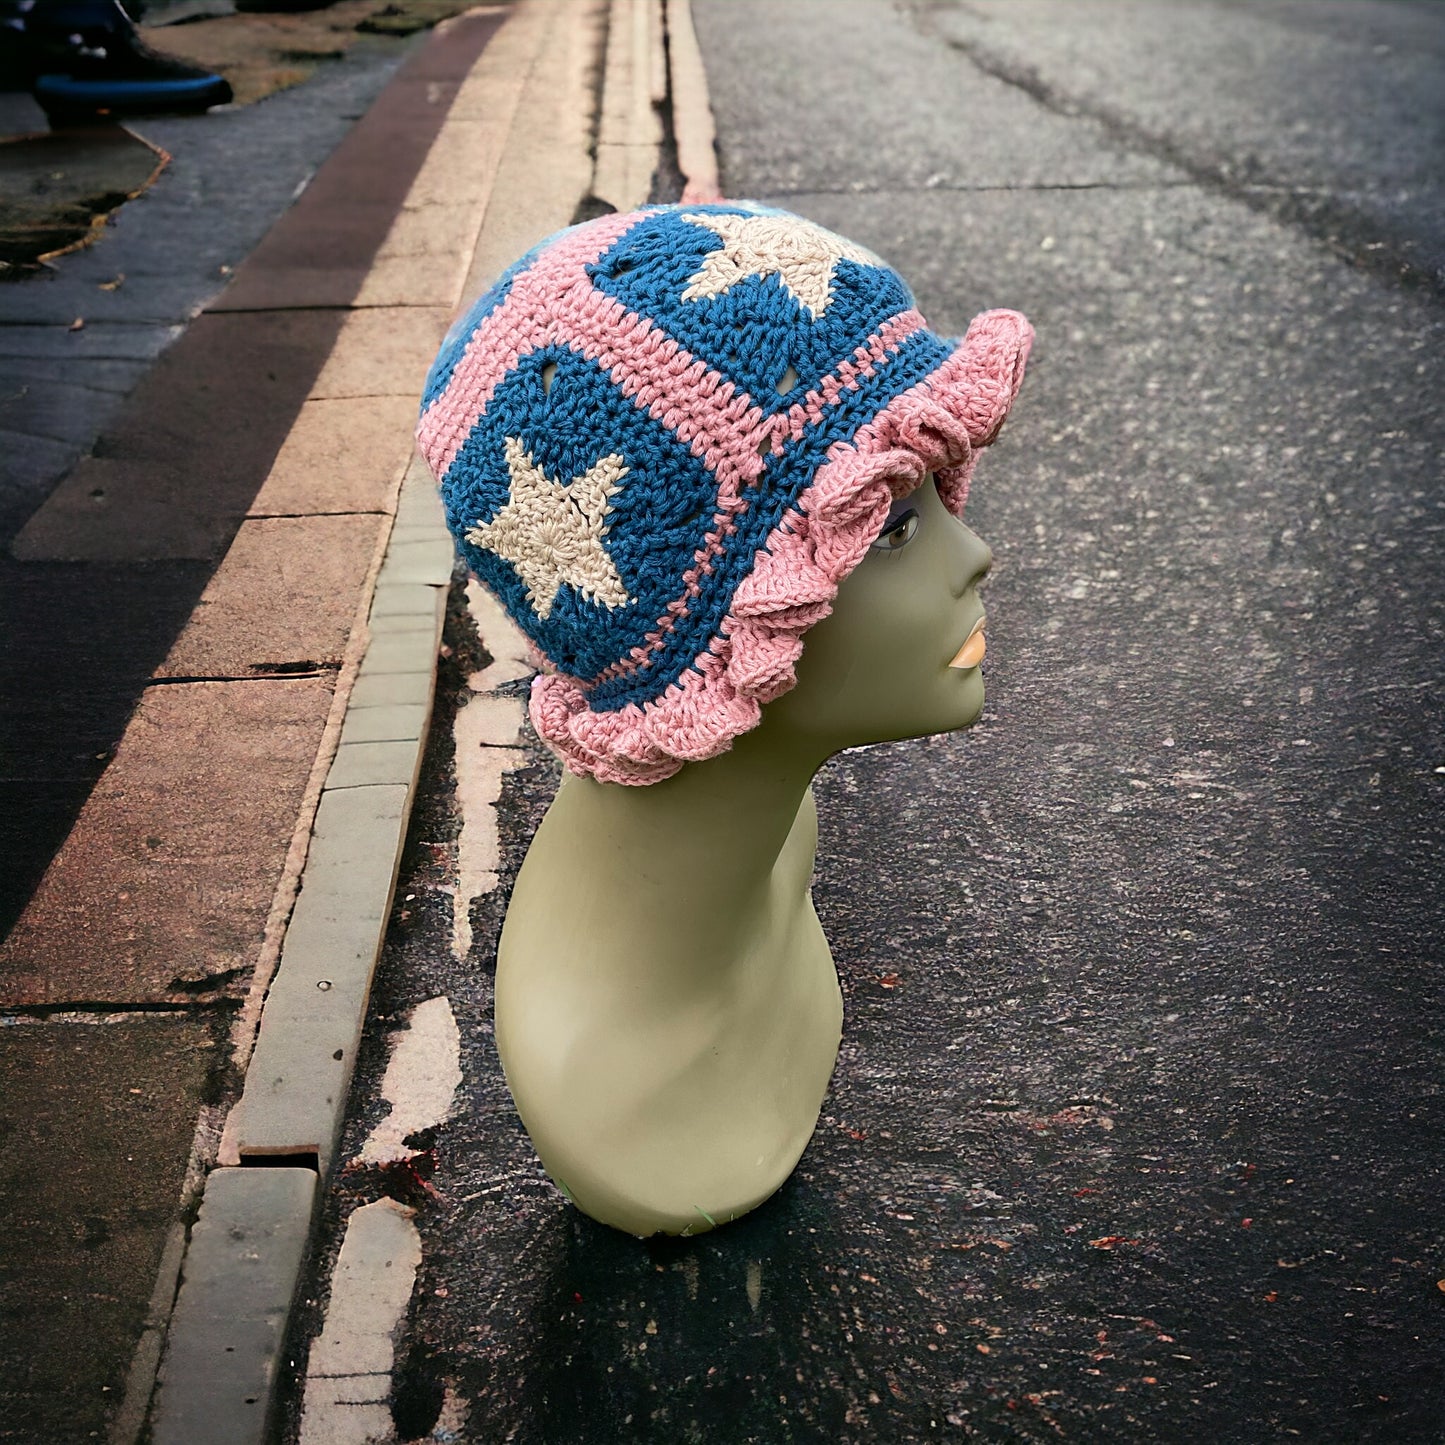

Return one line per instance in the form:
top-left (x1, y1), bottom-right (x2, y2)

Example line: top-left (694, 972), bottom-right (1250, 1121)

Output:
top-left (466, 436), bottom-right (632, 621)
top-left (680, 211), bottom-right (880, 319)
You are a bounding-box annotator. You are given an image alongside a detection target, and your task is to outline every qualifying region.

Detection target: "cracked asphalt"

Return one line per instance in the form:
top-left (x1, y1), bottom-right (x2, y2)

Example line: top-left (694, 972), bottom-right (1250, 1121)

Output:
top-left (286, 3), bottom-right (1443, 1441)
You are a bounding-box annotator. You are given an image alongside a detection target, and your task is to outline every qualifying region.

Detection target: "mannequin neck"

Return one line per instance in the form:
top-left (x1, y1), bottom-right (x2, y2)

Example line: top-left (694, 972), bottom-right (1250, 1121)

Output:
top-left (550, 722), bottom-right (832, 913)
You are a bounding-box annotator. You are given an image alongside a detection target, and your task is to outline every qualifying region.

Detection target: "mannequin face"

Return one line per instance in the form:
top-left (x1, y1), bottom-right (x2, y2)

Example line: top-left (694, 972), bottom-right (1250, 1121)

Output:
top-left (763, 474), bottom-right (993, 755)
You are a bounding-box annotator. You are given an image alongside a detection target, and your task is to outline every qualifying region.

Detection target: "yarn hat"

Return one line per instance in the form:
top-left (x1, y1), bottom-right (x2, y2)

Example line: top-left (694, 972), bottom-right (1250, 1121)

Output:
top-left (416, 203), bottom-right (1033, 785)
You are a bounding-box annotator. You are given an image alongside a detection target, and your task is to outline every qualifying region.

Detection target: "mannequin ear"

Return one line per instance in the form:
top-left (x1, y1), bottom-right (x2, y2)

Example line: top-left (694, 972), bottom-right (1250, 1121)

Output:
top-left (944, 309), bottom-right (1034, 449)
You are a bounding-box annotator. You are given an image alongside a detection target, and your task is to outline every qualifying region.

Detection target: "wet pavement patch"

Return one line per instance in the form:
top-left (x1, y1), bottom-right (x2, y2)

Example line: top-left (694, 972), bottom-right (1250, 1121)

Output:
top-left (0, 126), bottom-right (168, 274)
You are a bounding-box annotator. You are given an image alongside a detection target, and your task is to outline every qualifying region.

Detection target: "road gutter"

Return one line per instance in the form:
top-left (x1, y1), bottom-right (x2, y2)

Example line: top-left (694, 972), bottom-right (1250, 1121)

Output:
top-left (145, 1), bottom-right (720, 1440)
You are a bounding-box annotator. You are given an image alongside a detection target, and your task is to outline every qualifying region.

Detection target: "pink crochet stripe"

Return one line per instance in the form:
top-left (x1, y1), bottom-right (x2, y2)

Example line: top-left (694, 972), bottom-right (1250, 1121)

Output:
top-left (771, 309), bottom-right (927, 447)
top-left (559, 285), bottom-right (766, 505)
top-left (531, 308), bottom-right (1035, 784)
top-left (417, 210), bottom-right (640, 479)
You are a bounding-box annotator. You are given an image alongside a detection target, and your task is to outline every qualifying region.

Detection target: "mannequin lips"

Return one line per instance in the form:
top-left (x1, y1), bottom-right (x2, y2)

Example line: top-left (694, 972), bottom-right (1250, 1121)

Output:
top-left (949, 616), bottom-right (986, 670)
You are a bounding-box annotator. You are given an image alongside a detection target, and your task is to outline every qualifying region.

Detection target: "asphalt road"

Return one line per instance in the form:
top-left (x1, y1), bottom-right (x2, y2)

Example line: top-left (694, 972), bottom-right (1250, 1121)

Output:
top-left (287, 3), bottom-right (1444, 1441)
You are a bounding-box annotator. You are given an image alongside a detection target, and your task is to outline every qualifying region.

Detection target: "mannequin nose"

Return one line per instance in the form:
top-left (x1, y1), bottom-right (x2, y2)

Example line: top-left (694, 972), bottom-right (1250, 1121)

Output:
top-left (952, 524), bottom-right (992, 596)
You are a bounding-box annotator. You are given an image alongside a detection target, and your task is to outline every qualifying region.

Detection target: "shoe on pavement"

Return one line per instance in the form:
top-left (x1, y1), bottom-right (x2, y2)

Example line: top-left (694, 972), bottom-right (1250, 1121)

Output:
top-left (6, 0), bottom-right (233, 126)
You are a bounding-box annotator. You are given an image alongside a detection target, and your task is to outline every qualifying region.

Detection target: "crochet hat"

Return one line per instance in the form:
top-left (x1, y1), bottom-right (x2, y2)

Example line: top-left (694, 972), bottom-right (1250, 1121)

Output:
top-left (417, 203), bottom-right (1033, 784)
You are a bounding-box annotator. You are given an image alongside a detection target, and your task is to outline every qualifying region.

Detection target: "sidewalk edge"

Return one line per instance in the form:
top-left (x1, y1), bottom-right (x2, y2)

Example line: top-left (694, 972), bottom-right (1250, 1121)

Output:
top-left (147, 2), bottom-right (722, 1438)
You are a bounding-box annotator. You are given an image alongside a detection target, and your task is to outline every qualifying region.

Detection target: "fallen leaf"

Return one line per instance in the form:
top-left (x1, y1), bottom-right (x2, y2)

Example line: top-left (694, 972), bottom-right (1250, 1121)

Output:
top-left (69, 317), bottom-right (84, 331)
top-left (878, 973), bottom-right (900, 988)
top-left (1088, 1235), bottom-right (1142, 1250)
top-left (98, 274), bottom-right (124, 291)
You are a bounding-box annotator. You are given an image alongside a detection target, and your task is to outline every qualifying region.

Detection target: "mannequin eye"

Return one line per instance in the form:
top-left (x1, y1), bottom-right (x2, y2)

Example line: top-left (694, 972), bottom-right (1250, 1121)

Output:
top-left (870, 508), bottom-right (919, 552)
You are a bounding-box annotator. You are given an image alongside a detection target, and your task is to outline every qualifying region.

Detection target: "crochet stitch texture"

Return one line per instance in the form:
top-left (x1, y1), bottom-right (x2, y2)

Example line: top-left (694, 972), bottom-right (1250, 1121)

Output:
top-left (417, 203), bottom-right (1033, 784)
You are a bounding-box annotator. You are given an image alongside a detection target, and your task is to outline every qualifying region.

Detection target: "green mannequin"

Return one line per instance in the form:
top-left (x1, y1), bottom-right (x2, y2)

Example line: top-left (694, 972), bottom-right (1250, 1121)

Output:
top-left (496, 475), bottom-right (993, 1237)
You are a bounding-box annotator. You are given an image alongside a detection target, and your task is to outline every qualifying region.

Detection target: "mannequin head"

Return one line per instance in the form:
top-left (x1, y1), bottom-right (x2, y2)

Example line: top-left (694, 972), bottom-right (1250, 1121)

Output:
top-left (761, 473), bottom-right (992, 759)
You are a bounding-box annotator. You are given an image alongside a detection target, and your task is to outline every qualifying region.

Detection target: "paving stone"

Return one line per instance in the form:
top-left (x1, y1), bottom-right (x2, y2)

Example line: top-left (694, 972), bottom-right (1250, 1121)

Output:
top-left (232, 1009), bottom-right (364, 1164)
top-left (0, 556), bottom-right (213, 936)
top-left (357, 631), bottom-right (440, 677)
top-left (351, 249), bottom-right (470, 308)
top-left (229, 785), bottom-right (411, 1165)
top-left (325, 739), bottom-right (424, 790)
top-left (0, 321), bottom-right (182, 362)
top-left (212, 199), bottom-right (404, 312)
top-left (0, 267), bottom-right (227, 328)
top-left (0, 430), bottom-right (78, 540)
top-left (393, 464), bottom-right (447, 527)
top-left (0, 1015), bottom-right (217, 1445)
top-left (2, 354), bottom-right (150, 394)
top-left (385, 522), bottom-right (450, 547)
top-left (9, 454), bottom-right (232, 562)
top-left (377, 200), bottom-right (481, 260)
top-left (155, 514), bottom-right (381, 678)
top-left (368, 580), bottom-right (446, 619)
top-left (309, 306), bottom-right (450, 401)
top-left (11, 309), bottom-right (349, 562)
top-left (150, 1167), bottom-right (316, 1445)
top-left (376, 533), bottom-right (456, 585)
top-left (348, 669), bottom-right (436, 708)
top-left (207, 10), bottom-right (504, 316)
top-left (405, 115), bottom-right (512, 206)
top-left (338, 700), bottom-right (432, 745)
top-left (0, 677), bottom-right (334, 1005)
top-left (247, 396), bottom-right (415, 518)
top-left (0, 375), bottom-right (132, 448)
top-left (367, 609), bottom-right (443, 638)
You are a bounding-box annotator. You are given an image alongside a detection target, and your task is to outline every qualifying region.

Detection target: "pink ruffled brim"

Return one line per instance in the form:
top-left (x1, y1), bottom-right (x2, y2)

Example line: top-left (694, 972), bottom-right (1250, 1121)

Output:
top-left (531, 308), bottom-right (1034, 785)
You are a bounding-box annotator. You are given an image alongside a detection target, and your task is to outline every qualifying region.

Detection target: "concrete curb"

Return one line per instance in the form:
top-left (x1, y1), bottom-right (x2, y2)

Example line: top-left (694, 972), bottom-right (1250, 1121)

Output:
top-left (594, 0), bottom-right (665, 213)
top-left (147, 1), bottom-right (719, 1438)
top-left (665, 0), bottom-right (722, 203)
